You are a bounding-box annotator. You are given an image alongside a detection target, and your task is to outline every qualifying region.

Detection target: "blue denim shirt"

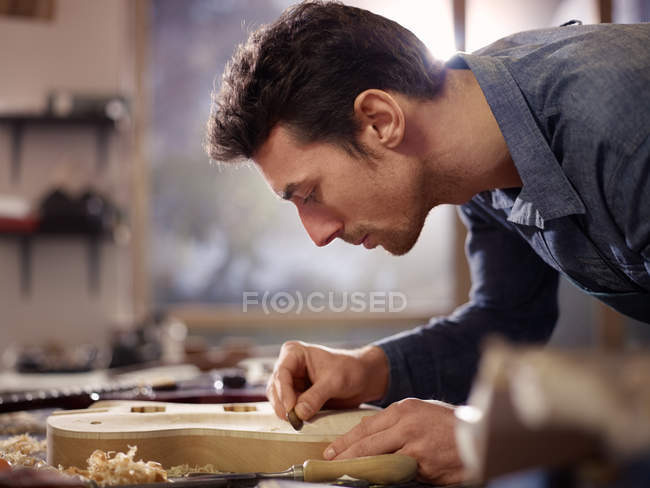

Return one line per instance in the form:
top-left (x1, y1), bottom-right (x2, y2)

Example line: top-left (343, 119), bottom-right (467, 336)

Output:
top-left (375, 23), bottom-right (650, 406)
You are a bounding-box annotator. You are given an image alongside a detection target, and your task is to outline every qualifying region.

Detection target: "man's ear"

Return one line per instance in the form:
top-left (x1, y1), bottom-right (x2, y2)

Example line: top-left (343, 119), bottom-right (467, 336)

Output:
top-left (353, 89), bottom-right (405, 149)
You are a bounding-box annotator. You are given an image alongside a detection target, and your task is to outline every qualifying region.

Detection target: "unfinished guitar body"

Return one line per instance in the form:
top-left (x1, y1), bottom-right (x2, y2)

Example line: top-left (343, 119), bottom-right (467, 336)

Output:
top-left (47, 401), bottom-right (379, 472)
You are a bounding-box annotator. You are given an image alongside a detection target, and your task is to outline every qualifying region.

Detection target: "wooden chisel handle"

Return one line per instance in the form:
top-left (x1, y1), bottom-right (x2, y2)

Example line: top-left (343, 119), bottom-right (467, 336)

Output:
top-left (302, 454), bottom-right (417, 484)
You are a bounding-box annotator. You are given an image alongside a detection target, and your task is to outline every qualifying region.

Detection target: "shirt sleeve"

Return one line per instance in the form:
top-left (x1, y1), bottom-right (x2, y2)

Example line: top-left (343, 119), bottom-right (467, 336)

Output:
top-left (609, 135), bottom-right (650, 281)
top-left (373, 200), bottom-right (559, 406)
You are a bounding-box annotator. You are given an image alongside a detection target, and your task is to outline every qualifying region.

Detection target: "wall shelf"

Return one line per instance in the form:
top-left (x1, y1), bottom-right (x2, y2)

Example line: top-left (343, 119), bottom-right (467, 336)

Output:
top-left (0, 114), bottom-right (117, 182)
top-left (0, 231), bottom-right (115, 297)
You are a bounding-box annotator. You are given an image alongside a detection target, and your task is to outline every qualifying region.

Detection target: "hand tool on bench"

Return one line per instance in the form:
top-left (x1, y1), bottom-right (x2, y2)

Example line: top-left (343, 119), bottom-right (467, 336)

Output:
top-left (119, 454), bottom-right (418, 488)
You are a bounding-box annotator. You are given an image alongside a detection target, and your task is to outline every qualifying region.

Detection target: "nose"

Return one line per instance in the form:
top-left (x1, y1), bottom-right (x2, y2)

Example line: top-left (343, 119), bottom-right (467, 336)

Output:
top-left (297, 205), bottom-right (343, 247)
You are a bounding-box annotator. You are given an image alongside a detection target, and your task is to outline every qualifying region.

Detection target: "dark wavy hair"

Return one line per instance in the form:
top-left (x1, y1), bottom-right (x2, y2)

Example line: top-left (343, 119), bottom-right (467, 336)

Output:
top-left (205, 0), bottom-right (446, 162)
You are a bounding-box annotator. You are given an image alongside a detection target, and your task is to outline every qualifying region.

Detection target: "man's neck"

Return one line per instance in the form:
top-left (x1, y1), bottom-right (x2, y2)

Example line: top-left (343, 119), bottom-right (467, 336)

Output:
top-left (414, 68), bottom-right (522, 207)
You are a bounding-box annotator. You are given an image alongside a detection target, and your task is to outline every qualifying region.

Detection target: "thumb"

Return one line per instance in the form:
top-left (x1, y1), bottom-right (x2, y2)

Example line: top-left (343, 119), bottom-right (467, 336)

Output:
top-left (294, 379), bottom-right (336, 420)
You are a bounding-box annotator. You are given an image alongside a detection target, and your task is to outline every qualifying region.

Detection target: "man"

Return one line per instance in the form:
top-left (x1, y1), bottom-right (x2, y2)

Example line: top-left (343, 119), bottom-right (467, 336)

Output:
top-left (205, 1), bottom-right (650, 484)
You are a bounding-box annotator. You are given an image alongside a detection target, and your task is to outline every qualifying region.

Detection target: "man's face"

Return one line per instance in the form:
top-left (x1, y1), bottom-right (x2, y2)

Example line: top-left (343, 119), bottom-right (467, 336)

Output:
top-left (254, 125), bottom-right (431, 255)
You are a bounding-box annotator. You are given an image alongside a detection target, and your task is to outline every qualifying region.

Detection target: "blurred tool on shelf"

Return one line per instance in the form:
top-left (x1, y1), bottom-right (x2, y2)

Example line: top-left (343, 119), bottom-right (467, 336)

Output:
top-left (0, 311), bottom-right (273, 413)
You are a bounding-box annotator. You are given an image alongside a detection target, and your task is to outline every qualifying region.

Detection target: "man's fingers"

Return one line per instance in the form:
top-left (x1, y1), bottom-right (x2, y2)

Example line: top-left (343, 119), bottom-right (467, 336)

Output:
top-left (293, 384), bottom-right (325, 420)
top-left (267, 380), bottom-right (285, 419)
top-left (323, 410), bottom-right (396, 459)
top-left (326, 424), bottom-right (404, 460)
top-left (275, 366), bottom-right (298, 414)
top-left (266, 366), bottom-right (300, 419)
top-left (266, 365), bottom-right (289, 419)
top-left (267, 341), bottom-right (372, 422)
top-left (324, 398), bottom-right (464, 485)
top-left (294, 372), bottom-right (346, 420)
top-left (266, 341), bottom-right (307, 419)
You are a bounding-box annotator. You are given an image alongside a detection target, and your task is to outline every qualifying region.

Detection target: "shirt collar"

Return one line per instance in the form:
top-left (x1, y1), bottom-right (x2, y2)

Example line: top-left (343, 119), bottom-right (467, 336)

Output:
top-left (450, 53), bottom-right (585, 229)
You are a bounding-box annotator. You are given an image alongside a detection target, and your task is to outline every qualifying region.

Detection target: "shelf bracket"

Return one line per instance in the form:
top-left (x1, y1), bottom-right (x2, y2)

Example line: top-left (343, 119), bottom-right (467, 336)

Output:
top-left (96, 125), bottom-right (109, 171)
top-left (19, 235), bottom-right (32, 297)
top-left (87, 237), bottom-right (102, 295)
top-left (16, 235), bottom-right (103, 297)
top-left (11, 122), bottom-right (24, 183)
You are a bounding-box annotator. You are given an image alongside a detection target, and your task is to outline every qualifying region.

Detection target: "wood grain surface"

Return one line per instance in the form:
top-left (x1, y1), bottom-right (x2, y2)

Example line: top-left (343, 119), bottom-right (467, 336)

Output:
top-left (47, 401), bottom-right (380, 472)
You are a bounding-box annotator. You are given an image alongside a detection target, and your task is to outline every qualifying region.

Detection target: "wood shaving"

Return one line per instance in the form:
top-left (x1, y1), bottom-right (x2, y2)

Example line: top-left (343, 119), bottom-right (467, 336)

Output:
top-left (0, 434), bottom-right (49, 468)
top-left (0, 435), bottom-right (221, 485)
top-left (61, 446), bottom-right (167, 486)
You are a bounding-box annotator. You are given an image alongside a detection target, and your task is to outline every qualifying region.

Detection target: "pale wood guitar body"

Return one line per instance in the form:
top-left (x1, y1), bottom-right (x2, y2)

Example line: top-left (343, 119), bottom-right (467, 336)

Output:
top-left (47, 401), bottom-right (379, 472)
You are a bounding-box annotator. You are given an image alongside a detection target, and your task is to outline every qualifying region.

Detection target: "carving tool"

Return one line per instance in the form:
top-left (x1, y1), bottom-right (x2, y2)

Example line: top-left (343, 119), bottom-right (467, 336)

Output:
top-left (118, 454), bottom-right (418, 487)
top-left (287, 407), bottom-right (303, 431)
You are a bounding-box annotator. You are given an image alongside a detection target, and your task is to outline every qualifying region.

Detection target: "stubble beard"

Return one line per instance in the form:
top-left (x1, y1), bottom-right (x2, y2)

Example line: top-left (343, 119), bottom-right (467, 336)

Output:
top-left (377, 183), bottom-right (434, 256)
top-left (347, 209), bottom-right (426, 255)
top-left (379, 153), bottom-right (469, 255)
top-left (353, 159), bottom-right (441, 255)
top-left (381, 204), bottom-right (430, 255)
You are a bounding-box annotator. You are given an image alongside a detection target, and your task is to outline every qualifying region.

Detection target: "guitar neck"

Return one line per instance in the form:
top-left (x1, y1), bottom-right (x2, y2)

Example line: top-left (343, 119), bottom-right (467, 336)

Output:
top-left (0, 382), bottom-right (140, 413)
top-left (0, 384), bottom-right (268, 413)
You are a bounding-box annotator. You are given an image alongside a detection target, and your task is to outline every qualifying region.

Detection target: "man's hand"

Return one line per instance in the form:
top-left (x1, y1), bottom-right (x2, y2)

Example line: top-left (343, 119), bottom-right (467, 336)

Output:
top-left (266, 341), bottom-right (389, 421)
top-left (323, 398), bottom-right (465, 485)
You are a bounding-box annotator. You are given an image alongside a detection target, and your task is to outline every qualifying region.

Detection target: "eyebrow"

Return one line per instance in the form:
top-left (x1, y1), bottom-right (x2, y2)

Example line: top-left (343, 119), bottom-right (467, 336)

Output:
top-left (279, 182), bottom-right (299, 200)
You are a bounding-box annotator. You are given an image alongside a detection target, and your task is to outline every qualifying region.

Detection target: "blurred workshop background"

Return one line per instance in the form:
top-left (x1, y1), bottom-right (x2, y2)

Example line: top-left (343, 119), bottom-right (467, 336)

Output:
top-left (0, 0), bottom-right (649, 371)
